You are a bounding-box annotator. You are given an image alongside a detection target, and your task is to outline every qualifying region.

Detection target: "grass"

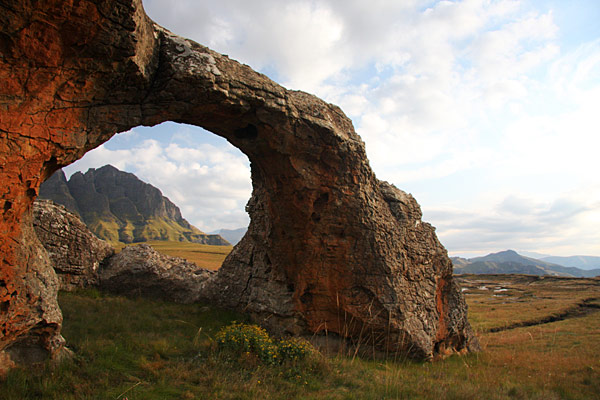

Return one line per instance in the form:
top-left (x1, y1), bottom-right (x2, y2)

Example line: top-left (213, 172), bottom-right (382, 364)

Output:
top-left (1, 275), bottom-right (599, 399)
top-left (456, 274), bottom-right (600, 331)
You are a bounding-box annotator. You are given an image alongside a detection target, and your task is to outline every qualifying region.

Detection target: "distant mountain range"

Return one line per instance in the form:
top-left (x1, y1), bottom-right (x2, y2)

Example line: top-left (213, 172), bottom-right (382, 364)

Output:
top-left (212, 228), bottom-right (247, 245)
top-left (539, 255), bottom-right (600, 270)
top-left (452, 250), bottom-right (600, 277)
top-left (39, 165), bottom-right (230, 246)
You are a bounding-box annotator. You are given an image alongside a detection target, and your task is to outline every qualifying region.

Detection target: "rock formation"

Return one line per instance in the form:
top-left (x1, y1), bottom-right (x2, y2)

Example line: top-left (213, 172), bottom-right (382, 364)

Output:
top-left (100, 244), bottom-right (214, 304)
top-left (0, 0), bottom-right (479, 369)
top-left (39, 166), bottom-right (230, 245)
top-left (33, 199), bottom-right (114, 291)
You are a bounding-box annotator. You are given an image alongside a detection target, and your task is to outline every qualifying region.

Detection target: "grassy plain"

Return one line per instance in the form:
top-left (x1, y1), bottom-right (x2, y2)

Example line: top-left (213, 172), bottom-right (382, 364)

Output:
top-left (114, 241), bottom-right (233, 271)
top-left (1, 275), bottom-right (599, 399)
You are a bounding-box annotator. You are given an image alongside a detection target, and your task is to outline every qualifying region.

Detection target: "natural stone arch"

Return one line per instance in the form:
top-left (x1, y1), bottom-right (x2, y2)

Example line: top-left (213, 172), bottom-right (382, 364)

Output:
top-left (0, 0), bottom-right (478, 368)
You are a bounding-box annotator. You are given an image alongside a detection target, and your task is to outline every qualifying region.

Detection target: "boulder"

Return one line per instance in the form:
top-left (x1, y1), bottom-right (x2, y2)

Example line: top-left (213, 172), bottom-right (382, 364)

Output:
top-left (32, 199), bottom-right (114, 291)
top-left (0, 0), bottom-right (479, 368)
top-left (100, 244), bottom-right (215, 304)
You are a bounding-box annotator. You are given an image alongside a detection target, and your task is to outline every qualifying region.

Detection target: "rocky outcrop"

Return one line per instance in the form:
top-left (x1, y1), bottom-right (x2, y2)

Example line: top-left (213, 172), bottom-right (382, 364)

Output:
top-left (33, 199), bottom-right (114, 291)
top-left (100, 244), bottom-right (214, 304)
top-left (40, 166), bottom-right (230, 245)
top-left (209, 180), bottom-right (479, 358)
top-left (0, 0), bottom-right (479, 368)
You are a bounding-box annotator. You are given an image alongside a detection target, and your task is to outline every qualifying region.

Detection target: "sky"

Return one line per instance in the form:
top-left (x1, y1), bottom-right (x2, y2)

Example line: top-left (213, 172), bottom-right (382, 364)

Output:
top-left (65, 0), bottom-right (600, 258)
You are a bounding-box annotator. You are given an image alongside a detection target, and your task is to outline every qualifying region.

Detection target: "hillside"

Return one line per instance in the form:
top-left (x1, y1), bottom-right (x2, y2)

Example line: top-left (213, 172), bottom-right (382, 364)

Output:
top-left (452, 250), bottom-right (600, 277)
top-left (39, 165), bottom-right (230, 246)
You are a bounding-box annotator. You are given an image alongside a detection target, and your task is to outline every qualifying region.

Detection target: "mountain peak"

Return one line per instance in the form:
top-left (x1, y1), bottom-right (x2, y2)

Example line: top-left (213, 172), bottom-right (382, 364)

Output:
top-left (471, 249), bottom-right (524, 263)
top-left (493, 249), bottom-right (519, 256)
top-left (40, 166), bottom-right (230, 246)
top-left (97, 164), bottom-right (118, 171)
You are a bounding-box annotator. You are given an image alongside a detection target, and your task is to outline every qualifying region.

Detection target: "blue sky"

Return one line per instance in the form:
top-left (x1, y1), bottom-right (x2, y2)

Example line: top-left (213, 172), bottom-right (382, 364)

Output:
top-left (66, 0), bottom-right (600, 257)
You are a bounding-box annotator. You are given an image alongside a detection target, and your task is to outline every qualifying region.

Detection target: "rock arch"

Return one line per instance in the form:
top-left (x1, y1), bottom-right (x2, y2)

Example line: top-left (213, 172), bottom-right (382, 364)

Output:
top-left (0, 0), bottom-right (478, 368)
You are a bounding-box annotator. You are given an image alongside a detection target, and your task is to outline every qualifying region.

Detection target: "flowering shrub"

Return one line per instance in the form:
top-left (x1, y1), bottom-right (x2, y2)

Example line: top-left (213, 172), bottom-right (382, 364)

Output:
top-left (215, 322), bottom-right (279, 365)
top-left (277, 337), bottom-right (313, 362)
top-left (215, 322), bottom-right (314, 365)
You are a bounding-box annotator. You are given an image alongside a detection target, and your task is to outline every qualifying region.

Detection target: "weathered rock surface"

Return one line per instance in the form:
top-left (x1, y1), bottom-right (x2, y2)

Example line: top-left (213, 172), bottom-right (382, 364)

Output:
top-left (100, 244), bottom-right (214, 304)
top-left (33, 199), bottom-right (114, 291)
top-left (40, 165), bottom-right (230, 245)
top-left (0, 213), bottom-right (66, 374)
top-left (0, 0), bottom-right (479, 368)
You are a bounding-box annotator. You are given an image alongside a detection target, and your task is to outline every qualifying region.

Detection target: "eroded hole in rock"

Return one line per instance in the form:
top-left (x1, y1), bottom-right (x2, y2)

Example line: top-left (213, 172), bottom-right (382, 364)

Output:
top-left (311, 192), bottom-right (329, 222)
top-left (0, 32), bottom-right (11, 57)
top-left (39, 122), bottom-right (252, 273)
top-left (42, 156), bottom-right (59, 181)
top-left (234, 123), bottom-right (258, 140)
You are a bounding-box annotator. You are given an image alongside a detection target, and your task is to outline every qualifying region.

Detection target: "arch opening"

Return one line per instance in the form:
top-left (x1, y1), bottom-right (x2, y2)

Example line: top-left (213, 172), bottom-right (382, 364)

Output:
top-left (60, 122), bottom-right (251, 251)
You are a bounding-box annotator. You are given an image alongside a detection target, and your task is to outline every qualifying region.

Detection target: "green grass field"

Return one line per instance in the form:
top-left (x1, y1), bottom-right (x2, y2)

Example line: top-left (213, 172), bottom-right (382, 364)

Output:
top-left (1, 275), bottom-right (599, 399)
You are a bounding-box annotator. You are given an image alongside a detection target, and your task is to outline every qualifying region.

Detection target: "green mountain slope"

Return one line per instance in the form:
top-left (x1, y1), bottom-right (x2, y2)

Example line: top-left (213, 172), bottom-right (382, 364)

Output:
top-left (39, 165), bottom-right (230, 246)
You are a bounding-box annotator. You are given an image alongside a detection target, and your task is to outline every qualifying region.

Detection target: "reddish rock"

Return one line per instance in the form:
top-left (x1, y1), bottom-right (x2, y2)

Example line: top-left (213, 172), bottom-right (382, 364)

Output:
top-left (0, 0), bottom-right (479, 368)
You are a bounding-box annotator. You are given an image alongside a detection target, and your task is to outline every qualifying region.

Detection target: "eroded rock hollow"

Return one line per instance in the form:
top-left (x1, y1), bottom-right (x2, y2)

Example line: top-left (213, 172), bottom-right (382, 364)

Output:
top-left (0, 0), bottom-right (479, 367)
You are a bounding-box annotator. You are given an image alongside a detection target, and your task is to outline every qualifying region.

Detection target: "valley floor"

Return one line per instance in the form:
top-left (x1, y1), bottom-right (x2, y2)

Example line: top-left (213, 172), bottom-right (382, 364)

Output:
top-left (2, 274), bottom-right (599, 399)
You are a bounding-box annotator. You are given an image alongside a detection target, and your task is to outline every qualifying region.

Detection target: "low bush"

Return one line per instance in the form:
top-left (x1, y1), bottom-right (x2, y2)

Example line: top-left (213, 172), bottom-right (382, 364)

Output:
top-left (215, 322), bottom-right (315, 365)
top-left (277, 337), bottom-right (314, 362)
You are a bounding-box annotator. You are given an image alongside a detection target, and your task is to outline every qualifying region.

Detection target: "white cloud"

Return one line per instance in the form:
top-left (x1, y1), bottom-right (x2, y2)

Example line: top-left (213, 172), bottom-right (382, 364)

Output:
top-left (428, 191), bottom-right (600, 257)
